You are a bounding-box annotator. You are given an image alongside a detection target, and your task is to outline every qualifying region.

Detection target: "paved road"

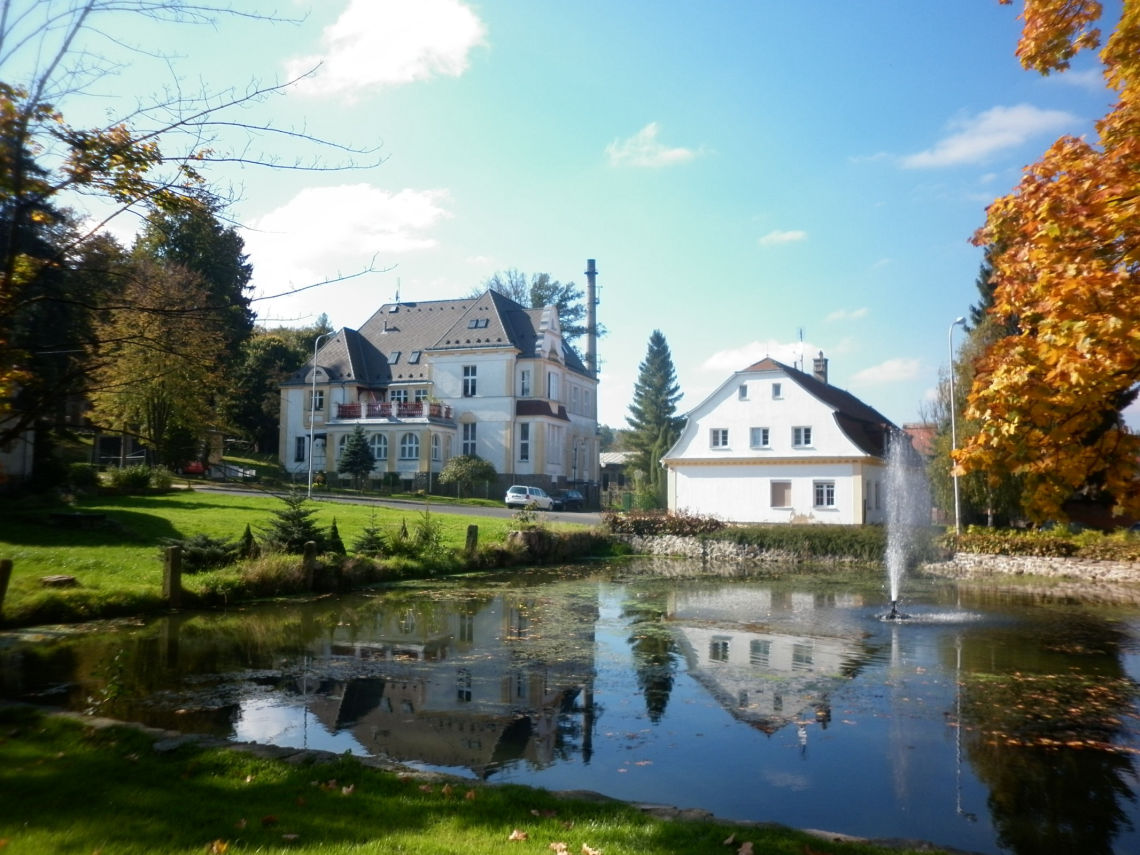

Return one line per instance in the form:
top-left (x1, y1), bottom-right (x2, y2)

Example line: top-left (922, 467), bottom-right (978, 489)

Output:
top-left (195, 482), bottom-right (603, 527)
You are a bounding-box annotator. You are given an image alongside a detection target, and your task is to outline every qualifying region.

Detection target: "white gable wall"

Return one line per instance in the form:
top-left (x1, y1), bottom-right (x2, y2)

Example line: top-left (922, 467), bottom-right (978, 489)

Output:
top-left (664, 366), bottom-right (888, 525)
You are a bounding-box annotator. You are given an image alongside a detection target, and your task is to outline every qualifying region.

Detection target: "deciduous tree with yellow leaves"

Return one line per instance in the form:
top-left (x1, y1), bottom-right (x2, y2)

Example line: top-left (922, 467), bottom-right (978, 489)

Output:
top-left (957, 1), bottom-right (1140, 522)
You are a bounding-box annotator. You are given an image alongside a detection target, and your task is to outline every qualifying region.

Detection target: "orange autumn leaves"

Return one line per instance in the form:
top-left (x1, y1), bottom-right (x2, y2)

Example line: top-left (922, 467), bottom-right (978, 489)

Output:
top-left (958, 1), bottom-right (1140, 521)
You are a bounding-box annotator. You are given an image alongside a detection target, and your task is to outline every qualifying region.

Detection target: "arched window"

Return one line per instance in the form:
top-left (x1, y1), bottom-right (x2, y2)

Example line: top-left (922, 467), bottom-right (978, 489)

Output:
top-left (369, 433), bottom-right (387, 461)
top-left (400, 432), bottom-right (419, 461)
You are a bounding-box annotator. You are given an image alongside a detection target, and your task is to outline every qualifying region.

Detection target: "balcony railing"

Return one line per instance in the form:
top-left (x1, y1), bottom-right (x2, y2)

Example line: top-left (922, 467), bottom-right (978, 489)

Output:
top-left (334, 401), bottom-right (453, 421)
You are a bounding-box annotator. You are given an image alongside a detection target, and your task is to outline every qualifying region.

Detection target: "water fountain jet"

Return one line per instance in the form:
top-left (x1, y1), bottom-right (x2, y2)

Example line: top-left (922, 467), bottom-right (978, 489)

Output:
top-left (881, 430), bottom-right (931, 621)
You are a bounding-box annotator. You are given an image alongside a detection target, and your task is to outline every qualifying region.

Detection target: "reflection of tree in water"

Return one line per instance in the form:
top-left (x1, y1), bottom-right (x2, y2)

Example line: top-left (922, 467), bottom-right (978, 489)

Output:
top-left (956, 614), bottom-right (1138, 855)
top-left (622, 594), bottom-right (679, 723)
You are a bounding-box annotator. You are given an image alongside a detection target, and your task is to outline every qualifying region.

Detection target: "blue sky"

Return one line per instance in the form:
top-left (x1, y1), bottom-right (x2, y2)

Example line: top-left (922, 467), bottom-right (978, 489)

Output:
top-left (32, 0), bottom-right (1130, 429)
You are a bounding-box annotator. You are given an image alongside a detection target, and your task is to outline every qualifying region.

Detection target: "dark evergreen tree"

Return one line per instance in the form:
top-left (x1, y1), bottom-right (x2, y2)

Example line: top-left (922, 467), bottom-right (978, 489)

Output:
top-left (261, 489), bottom-right (326, 554)
top-left (626, 330), bottom-right (684, 502)
top-left (336, 425), bottom-right (376, 490)
top-left (327, 518), bottom-right (346, 556)
top-left (352, 510), bottom-right (388, 556)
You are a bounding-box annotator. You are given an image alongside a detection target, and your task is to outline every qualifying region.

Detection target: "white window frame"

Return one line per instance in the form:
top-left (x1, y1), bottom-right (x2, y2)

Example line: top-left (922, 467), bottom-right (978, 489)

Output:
top-left (738, 384), bottom-right (748, 400)
top-left (462, 365), bottom-right (477, 397)
top-left (431, 433), bottom-right (441, 461)
top-left (772, 382), bottom-right (782, 399)
top-left (710, 428), bottom-right (729, 449)
top-left (750, 427), bottom-right (770, 448)
top-left (399, 432), bottom-right (419, 461)
top-left (309, 390), bottom-right (324, 412)
top-left (814, 480), bottom-right (836, 508)
top-left (519, 423), bottom-right (530, 462)
top-left (369, 433), bottom-right (388, 461)
top-left (793, 426), bottom-right (813, 448)
top-left (390, 389), bottom-right (408, 403)
top-left (520, 369), bottom-right (531, 397)
top-left (462, 422), bottom-right (477, 456)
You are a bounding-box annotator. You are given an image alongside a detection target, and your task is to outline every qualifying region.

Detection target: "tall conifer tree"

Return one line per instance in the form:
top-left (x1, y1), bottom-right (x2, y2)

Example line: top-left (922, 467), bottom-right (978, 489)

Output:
top-left (626, 330), bottom-right (683, 502)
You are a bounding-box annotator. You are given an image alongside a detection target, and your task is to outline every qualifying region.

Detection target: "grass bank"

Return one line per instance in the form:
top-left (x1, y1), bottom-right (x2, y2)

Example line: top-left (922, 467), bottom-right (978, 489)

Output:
top-left (0, 489), bottom-right (608, 627)
top-left (0, 704), bottom-right (947, 855)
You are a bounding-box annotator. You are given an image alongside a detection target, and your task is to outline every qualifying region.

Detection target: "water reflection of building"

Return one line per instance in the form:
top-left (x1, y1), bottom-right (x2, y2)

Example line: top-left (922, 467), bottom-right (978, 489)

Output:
top-left (666, 587), bottom-right (870, 734)
top-left (294, 592), bottom-right (598, 778)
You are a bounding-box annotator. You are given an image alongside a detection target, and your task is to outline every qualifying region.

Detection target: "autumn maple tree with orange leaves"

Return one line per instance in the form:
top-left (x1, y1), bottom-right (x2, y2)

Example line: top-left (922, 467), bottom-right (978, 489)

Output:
top-left (956, 0), bottom-right (1140, 522)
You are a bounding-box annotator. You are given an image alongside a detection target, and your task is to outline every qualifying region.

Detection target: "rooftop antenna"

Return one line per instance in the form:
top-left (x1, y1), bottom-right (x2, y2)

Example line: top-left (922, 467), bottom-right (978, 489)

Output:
top-left (796, 327), bottom-right (805, 371)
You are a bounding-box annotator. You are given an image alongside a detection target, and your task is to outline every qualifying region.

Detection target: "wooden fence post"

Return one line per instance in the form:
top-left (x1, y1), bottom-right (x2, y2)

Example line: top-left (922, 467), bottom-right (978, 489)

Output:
top-left (303, 541), bottom-right (318, 590)
top-left (163, 546), bottom-right (182, 608)
top-left (465, 525), bottom-right (479, 554)
top-left (0, 558), bottom-right (12, 619)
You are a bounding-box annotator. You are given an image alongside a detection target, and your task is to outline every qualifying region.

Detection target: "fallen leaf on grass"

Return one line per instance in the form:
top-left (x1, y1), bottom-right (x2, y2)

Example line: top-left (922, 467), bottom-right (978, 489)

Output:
top-left (549, 844), bottom-right (569, 854)
top-left (582, 845), bottom-right (603, 855)
top-left (419, 784), bottom-right (433, 793)
top-left (531, 808), bottom-right (558, 817)
top-left (207, 841), bottom-right (229, 854)
top-left (282, 834), bottom-right (299, 842)
top-left (341, 784), bottom-right (355, 796)
top-left (508, 829), bottom-right (529, 841)
top-left (465, 789), bottom-right (477, 800)
top-left (441, 784), bottom-right (453, 798)
top-left (261, 815), bottom-right (278, 827)
top-left (723, 833), bottom-right (736, 846)
top-left (737, 842), bottom-right (754, 855)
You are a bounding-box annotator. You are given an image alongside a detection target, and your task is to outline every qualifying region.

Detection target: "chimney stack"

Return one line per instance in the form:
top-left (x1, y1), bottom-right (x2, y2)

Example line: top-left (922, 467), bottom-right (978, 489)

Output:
top-left (813, 351), bottom-right (828, 384)
top-left (584, 259), bottom-right (598, 378)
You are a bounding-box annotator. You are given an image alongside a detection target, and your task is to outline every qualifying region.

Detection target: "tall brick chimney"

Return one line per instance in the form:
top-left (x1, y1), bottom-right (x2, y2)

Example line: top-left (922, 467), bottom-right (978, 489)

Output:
top-left (585, 259), bottom-right (599, 378)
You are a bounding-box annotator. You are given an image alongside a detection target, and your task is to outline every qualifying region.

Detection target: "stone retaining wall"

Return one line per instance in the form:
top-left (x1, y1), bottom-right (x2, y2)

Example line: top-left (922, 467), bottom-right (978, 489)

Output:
top-left (615, 534), bottom-right (870, 569)
top-left (924, 552), bottom-right (1140, 585)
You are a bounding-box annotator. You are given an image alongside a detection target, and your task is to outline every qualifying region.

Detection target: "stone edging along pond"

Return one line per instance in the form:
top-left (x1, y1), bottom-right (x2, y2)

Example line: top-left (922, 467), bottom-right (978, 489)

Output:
top-left (615, 534), bottom-right (1140, 585)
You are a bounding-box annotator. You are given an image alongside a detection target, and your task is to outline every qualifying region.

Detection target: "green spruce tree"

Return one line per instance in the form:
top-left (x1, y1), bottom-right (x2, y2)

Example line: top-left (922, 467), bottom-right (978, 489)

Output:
top-left (626, 330), bottom-right (684, 506)
top-left (337, 425), bottom-right (376, 490)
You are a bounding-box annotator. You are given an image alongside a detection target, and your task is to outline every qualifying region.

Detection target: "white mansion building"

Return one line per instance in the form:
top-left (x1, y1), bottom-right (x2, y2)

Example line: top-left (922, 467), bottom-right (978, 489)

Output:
top-left (278, 282), bottom-right (601, 493)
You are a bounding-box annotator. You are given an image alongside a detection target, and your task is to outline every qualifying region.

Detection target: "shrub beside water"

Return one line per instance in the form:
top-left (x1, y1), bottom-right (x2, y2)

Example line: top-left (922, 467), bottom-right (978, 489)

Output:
top-left (953, 526), bottom-right (1140, 561)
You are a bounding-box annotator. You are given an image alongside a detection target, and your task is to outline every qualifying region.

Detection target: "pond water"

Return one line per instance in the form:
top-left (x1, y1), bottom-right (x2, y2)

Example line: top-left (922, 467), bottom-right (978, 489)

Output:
top-left (4, 558), bottom-right (1140, 855)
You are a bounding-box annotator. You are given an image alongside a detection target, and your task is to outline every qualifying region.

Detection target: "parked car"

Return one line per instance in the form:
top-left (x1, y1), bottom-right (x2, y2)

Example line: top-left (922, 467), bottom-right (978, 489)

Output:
top-left (504, 484), bottom-right (553, 510)
top-left (552, 489), bottom-right (585, 511)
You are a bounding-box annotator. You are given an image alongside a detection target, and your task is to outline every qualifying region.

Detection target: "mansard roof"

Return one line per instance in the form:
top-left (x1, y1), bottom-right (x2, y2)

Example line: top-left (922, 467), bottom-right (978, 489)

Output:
top-left (282, 290), bottom-right (590, 387)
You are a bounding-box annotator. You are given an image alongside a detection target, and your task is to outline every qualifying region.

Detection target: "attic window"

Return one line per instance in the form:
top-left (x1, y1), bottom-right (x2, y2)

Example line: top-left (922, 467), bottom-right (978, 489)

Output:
top-left (390, 351), bottom-right (401, 364)
top-left (409, 351), bottom-right (421, 364)
top-left (467, 318), bottom-right (488, 329)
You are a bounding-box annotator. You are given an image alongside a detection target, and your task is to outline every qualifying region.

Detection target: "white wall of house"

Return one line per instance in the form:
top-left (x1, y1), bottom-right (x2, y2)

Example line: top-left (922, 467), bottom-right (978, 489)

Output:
top-left (664, 366), bottom-right (889, 525)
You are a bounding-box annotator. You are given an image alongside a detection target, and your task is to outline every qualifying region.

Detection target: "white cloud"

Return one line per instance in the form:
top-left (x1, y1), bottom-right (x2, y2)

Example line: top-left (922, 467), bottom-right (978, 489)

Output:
top-left (850, 358), bottom-right (921, 385)
top-left (285, 0), bottom-right (487, 99)
top-left (606, 122), bottom-right (701, 168)
top-left (758, 229), bottom-right (807, 247)
top-left (825, 307), bottom-right (869, 322)
top-left (700, 339), bottom-right (820, 375)
top-left (243, 184), bottom-right (452, 299)
top-left (902, 104), bottom-right (1078, 168)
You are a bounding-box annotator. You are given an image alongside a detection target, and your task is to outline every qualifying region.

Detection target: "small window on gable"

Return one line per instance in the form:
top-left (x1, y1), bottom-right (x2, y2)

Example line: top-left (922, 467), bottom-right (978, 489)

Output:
top-left (750, 427), bottom-right (770, 448)
top-left (710, 428), bottom-right (729, 449)
top-left (793, 426), bottom-right (813, 447)
top-left (738, 384), bottom-right (748, 400)
top-left (772, 382), bottom-right (782, 399)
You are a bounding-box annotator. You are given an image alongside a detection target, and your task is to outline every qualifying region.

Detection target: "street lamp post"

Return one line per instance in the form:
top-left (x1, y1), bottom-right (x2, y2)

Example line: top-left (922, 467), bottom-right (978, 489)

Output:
top-left (948, 317), bottom-right (966, 535)
top-left (307, 331), bottom-right (335, 498)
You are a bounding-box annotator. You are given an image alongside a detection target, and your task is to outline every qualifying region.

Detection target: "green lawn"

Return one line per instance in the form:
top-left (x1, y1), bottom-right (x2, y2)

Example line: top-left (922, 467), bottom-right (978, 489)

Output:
top-left (0, 705), bottom-right (945, 855)
top-left (0, 489), bottom-right (554, 626)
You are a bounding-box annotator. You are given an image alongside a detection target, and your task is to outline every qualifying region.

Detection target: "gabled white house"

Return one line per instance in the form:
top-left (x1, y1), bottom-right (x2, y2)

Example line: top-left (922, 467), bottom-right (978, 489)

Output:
top-left (661, 354), bottom-right (897, 525)
top-left (279, 286), bottom-right (600, 492)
